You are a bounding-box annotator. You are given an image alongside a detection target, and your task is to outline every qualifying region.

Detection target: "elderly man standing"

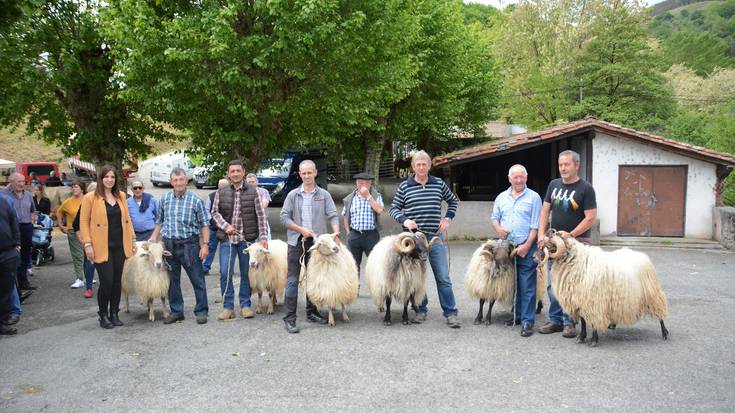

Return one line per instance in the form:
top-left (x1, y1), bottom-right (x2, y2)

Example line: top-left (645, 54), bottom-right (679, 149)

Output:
top-left (127, 180), bottom-right (158, 241)
top-left (149, 168), bottom-right (211, 325)
top-left (211, 161), bottom-right (268, 321)
top-left (342, 172), bottom-right (383, 281)
top-left (280, 160), bottom-right (339, 334)
top-left (491, 164), bottom-right (542, 337)
top-left (390, 150), bottom-right (461, 328)
top-left (2, 173), bottom-right (36, 292)
top-left (537, 150), bottom-right (597, 338)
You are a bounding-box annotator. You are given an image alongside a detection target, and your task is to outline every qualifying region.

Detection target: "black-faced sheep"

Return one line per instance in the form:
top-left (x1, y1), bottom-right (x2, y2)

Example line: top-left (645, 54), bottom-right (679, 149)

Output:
top-left (304, 234), bottom-right (359, 326)
top-left (365, 232), bottom-right (440, 326)
top-left (245, 240), bottom-right (288, 315)
top-left (464, 239), bottom-right (518, 325)
top-left (122, 241), bottom-right (171, 322)
top-left (543, 231), bottom-right (669, 346)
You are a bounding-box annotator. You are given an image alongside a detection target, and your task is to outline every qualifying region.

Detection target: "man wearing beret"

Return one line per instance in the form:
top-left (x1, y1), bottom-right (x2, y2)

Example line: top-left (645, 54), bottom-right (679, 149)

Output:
top-left (342, 173), bottom-right (383, 283)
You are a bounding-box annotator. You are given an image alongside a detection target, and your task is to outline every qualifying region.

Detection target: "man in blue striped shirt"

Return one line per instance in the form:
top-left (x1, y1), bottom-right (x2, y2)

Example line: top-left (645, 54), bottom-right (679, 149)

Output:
top-left (150, 168), bottom-right (211, 325)
top-left (491, 164), bottom-right (542, 337)
top-left (390, 150), bottom-right (461, 328)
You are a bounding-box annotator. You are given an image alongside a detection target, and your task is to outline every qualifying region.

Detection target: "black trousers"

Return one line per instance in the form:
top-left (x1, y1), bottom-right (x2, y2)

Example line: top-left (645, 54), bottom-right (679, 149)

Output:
top-left (346, 229), bottom-right (379, 277)
top-left (95, 247), bottom-right (125, 314)
top-left (0, 249), bottom-right (19, 321)
top-left (283, 237), bottom-right (318, 323)
top-left (16, 223), bottom-right (32, 289)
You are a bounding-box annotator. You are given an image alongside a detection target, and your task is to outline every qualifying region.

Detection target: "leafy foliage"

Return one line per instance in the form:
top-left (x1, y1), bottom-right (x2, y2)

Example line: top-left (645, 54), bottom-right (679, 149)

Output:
top-left (0, 1), bottom-right (171, 167)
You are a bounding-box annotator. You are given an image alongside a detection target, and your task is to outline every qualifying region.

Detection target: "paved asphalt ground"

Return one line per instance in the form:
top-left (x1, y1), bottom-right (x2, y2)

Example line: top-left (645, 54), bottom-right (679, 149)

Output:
top-left (1, 231), bottom-right (734, 412)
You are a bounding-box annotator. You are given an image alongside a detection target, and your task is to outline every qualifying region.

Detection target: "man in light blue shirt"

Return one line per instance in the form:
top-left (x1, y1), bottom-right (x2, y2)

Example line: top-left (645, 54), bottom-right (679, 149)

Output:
top-left (127, 180), bottom-right (158, 241)
top-left (491, 164), bottom-right (542, 337)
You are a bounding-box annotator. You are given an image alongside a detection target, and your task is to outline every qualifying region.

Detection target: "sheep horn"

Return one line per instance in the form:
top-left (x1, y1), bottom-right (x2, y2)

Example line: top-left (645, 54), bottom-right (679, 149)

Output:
top-left (509, 246), bottom-right (519, 258)
top-left (428, 236), bottom-right (442, 250)
top-left (547, 236), bottom-right (567, 259)
top-left (395, 234), bottom-right (414, 254)
top-left (479, 250), bottom-right (493, 260)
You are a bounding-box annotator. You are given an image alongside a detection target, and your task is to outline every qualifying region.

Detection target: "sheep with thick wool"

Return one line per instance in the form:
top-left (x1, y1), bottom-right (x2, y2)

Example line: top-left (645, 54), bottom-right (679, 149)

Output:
top-left (464, 239), bottom-right (519, 325)
top-left (122, 241), bottom-right (171, 322)
top-left (303, 233), bottom-right (359, 326)
top-left (542, 231), bottom-right (669, 346)
top-left (365, 232), bottom-right (439, 326)
top-left (245, 240), bottom-right (288, 315)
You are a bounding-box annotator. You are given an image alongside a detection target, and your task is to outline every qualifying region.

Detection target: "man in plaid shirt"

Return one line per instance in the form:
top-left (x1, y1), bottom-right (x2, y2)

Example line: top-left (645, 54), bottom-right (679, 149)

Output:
top-left (150, 168), bottom-right (211, 325)
top-left (342, 172), bottom-right (383, 282)
top-left (211, 160), bottom-right (268, 321)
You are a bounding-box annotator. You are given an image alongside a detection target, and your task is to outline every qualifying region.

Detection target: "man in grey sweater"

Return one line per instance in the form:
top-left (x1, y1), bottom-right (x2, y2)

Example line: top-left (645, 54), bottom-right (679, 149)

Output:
top-left (279, 160), bottom-right (340, 334)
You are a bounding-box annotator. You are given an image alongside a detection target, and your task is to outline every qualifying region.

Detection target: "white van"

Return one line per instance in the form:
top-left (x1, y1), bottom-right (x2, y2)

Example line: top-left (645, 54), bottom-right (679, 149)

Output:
top-left (149, 153), bottom-right (195, 187)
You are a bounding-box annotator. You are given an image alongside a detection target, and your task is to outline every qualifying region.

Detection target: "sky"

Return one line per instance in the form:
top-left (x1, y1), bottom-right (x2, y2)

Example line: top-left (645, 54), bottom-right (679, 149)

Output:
top-left (464, 0), bottom-right (667, 8)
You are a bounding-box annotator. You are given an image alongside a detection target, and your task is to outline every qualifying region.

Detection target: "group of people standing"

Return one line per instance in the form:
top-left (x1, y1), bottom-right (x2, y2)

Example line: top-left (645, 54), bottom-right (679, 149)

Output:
top-left (1, 147), bottom-right (596, 337)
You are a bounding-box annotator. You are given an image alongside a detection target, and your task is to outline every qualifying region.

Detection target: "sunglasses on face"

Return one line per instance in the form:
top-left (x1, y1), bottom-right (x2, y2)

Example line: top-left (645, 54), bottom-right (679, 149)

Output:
top-left (132, 186), bottom-right (143, 190)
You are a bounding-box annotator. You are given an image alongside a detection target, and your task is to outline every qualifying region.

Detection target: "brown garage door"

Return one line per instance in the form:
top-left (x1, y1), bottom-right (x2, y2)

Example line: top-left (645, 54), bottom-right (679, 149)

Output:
top-left (617, 165), bottom-right (687, 237)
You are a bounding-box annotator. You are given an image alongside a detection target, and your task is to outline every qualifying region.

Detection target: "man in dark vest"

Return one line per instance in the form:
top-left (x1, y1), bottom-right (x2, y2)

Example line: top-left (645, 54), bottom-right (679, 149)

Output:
top-left (342, 172), bottom-right (383, 282)
top-left (211, 160), bottom-right (268, 321)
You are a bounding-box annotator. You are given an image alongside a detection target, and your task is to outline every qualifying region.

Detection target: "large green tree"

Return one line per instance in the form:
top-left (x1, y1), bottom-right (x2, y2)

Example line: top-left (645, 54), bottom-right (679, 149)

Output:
top-left (0, 1), bottom-right (170, 167)
top-left (572, 0), bottom-right (675, 131)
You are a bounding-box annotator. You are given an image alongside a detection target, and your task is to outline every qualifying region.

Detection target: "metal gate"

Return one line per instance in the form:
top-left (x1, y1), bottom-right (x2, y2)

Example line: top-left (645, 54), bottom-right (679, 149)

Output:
top-left (617, 165), bottom-right (687, 237)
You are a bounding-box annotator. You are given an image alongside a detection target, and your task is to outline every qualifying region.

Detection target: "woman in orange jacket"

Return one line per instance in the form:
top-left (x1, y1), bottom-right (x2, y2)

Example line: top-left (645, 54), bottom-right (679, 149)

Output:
top-left (79, 165), bottom-right (136, 329)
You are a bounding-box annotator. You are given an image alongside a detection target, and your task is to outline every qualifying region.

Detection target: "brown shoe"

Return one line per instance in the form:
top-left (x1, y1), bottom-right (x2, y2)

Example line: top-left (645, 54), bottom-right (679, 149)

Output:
top-left (562, 325), bottom-right (578, 338)
top-left (217, 309), bottom-right (235, 321)
top-left (537, 322), bottom-right (563, 334)
top-left (240, 307), bottom-right (254, 319)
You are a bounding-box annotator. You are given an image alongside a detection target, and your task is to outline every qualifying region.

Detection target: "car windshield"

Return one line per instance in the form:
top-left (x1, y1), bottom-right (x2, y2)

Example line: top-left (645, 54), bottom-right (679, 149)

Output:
top-left (257, 158), bottom-right (291, 178)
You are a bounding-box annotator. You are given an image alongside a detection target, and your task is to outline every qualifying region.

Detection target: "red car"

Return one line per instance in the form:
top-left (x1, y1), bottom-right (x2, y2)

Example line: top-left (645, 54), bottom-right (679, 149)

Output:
top-left (14, 162), bottom-right (60, 185)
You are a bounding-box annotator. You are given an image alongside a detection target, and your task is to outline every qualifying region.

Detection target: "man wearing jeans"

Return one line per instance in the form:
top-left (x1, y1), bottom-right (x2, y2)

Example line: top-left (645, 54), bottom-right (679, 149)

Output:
top-left (149, 168), bottom-right (211, 325)
top-left (211, 161), bottom-right (268, 321)
top-left (389, 150), bottom-right (461, 328)
top-left (0, 192), bottom-right (21, 335)
top-left (491, 164), bottom-right (542, 337)
top-left (280, 160), bottom-right (338, 334)
top-left (537, 150), bottom-right (597, 338)
top-left (3, 173), bottom-right (36, 293)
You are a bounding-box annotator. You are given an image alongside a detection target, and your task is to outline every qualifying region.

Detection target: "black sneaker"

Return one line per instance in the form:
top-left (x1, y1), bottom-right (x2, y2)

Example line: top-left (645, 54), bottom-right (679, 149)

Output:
top-left (284, 320), bottom-right (300, 334)
top-left (306, 312), bottom-right (328, 324)
top-left (521, 324), bottom-right (534, 337)
top-left (196, 313), bottom-right (208, 324)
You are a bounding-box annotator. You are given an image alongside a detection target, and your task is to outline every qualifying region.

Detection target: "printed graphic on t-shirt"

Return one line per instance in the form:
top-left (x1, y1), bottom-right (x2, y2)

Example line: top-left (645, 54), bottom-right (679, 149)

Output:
top-left (550, 188), bottom-right (579, 211)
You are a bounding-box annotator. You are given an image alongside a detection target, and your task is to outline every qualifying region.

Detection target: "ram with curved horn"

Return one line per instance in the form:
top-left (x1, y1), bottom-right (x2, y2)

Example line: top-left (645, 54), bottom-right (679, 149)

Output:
top-left (464, 239), bottom-right (520, 325)
top-left (543, 231), bottom-right (669, 346)
top-left (365, 232), bottom-right (439, 325)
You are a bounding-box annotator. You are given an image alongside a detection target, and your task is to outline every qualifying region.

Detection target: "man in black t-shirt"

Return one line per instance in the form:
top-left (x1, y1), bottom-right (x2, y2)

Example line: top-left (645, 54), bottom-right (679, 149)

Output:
top-left (537, 150), bottom-right (597, 338)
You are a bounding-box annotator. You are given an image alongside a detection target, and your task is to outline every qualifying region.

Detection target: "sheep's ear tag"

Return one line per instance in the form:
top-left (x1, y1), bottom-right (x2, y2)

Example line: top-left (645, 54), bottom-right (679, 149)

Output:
top-left (162, 250), bottom-right (172, 257)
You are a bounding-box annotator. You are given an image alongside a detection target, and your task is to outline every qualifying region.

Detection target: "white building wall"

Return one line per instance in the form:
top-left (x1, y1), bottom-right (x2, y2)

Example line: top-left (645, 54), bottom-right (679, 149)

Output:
top-left (592, 132), bottom-right (717, 238)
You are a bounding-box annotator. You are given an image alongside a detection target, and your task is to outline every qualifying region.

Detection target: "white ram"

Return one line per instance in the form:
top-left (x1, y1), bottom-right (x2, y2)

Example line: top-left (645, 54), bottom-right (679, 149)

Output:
top-left (542, 231), bottom-right (669, 346)
top-left (122, 241), bottom-right (171, 322)
top-left (464, 239), bottom-right (519, 325)
top-left (245, 240), bottom-right (288, 315)
top-left (304, 234), bottom-right (359, 326)
top-left (365, 232), bottom-right (439, 325)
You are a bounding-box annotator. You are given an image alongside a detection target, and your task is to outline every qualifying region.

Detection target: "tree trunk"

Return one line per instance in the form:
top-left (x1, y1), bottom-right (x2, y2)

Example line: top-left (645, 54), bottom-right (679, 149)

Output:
top-left (364, 130), bottom-right (386, 188)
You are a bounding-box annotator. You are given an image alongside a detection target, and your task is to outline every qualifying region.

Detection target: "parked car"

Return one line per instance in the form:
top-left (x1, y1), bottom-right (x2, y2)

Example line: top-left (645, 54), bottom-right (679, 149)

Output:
top-left (256, 150), bottom-right (328, 205)
top-left (193, 163), bottom-right (222, 189)
top-left (14, 162), bottom-right (60, 185)
top-left (150, 153), bottom-right (195, 187)
top-left (0, 159), bottom-right (16, 185)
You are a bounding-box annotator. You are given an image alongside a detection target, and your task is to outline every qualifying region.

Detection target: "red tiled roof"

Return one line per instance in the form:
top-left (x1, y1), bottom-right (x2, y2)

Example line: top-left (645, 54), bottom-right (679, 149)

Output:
top-left (433, 118), bottom-right (735, 168)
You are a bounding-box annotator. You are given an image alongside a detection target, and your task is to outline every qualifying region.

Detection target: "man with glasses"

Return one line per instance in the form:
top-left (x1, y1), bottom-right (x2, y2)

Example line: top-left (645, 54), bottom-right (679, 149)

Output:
top-left (127, 180), bottom-right (158, 241)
